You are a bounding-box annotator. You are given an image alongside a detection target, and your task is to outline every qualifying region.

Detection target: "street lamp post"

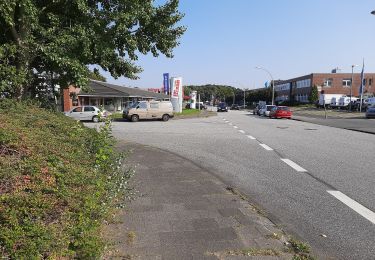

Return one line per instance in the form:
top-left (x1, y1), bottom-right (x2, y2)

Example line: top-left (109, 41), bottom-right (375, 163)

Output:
top-left (350, 64), bottom-right (358, 111)
top-left (243, 89), bottom-right (246, 108)
top-left (255, 66), bottom-right (275, 105)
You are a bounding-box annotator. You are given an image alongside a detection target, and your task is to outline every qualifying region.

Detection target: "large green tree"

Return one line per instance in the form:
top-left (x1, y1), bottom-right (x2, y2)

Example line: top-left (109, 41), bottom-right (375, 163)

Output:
top-left (0, 0), bottom-right (185, 98)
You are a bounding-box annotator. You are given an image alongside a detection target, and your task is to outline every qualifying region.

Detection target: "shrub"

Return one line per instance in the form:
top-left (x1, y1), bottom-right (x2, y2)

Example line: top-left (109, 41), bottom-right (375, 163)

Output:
top-left (0, 100), bottom-right (133, 258)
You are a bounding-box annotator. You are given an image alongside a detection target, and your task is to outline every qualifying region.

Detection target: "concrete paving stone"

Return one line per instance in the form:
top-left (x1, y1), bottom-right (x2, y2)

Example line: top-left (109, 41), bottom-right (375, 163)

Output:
top-left (159, 227), bottom-right (238, 245)
top-left (215, 216), bottom-right (241, 228)
top-left (204, 194), bottom-right (245, 208)
top-left (234, 212), bottom-right (257, 226)
top-left (218, 208), bottom-right (245, 218)
top-left (127, 204), bottom-right (164, 212)
top-left (184, 198), bottom-right (216, 210)
top-left (169, 219), bottom-right (195, 232)
top-left (254, 237), bottom-right (285, 249)
top-left (192, 218), bottom-right (220, 230)
top-left (235, 226), bottom-right (262, 247)
top-left (206, 239), bottom-right (246, 252)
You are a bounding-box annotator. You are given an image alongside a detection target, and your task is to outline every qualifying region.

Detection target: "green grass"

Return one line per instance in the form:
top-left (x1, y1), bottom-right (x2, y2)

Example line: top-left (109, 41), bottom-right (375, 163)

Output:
top-left (174, 108), bottom-right (201, 116)
top-left (0, 100), bottom-right (133, 259)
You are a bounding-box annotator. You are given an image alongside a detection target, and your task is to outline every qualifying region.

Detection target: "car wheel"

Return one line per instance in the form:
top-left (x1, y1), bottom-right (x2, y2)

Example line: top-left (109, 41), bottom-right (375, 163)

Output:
top-left (162, 114), bottom-right (170, 121)
top-left (131, 115), bottom-right (139, 122)
top-left (92, 116), bottom-right (99, 123)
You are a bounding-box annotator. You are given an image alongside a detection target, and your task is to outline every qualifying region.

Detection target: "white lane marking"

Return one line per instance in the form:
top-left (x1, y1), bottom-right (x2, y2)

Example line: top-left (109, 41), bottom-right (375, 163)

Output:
top-left (327, 191), bottom-right (375, 225)
top-left (238, 130), bottom-right (245, 134)
top-left (281, 159), bottom-right (307, 172)
top-left (233, 126), bottom-right (238, 129)
top-left (247, 135), bottom-right (256, 140)
top-left (222, 118), bottom-right (226, 121)
top-left (259, 143), bottom-right (273, 151)
top-left (228, 123), bottom-right (233, 126)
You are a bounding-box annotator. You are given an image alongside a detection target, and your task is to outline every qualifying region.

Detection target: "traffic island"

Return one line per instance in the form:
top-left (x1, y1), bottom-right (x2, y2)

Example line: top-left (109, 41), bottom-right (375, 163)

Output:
top-left (173, 108), bottom-right (217, 119)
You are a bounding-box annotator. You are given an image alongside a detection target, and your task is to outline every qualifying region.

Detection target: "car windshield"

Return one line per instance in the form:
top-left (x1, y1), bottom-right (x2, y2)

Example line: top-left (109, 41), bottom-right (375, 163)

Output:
top-left (267, 106), bottom-right (275, 111)
top-left (131, 102), bottom-right (139, 108)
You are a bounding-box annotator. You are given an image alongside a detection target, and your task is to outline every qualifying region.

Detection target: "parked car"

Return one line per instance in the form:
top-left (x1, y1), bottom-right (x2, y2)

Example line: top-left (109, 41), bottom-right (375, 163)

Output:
top-left (231, 104), bottom-right (240, 110)
top-left (253, 105), bottom-right (260, 115)
top-left (123, 100), bottom-right (173, 122)
top-left (196, 102), bottom-right (207, 110)
top-left (259, 105), bottom-right (275, 117)
top-left (64, 106), bottom-right (106, 122)
top-left (217, 102), bottom-right (228, 112)
top-left (365, 106), bottom-right (375, 119)
top-left (269, 106), bottom-right (292, 119)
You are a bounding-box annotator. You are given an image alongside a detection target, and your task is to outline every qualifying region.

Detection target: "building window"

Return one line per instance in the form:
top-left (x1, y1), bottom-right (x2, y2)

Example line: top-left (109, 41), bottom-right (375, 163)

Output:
top-left (363, 78), bottom-right (367, 86)
top-left (324, 78), bottom-right (333, 87)
top-left (296, 79), bottom-right (311, 88)
top-left (342, 79), bottom-right (351, 87)
top-left (369, 78), bottom-right (372, 86)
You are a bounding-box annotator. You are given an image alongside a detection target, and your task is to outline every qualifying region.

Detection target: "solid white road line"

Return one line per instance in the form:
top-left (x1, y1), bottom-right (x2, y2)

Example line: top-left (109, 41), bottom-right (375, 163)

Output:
top-left (259, 144), bottom-right (273, 151)
top-left (281, 159), bottom-right (307, 172)
top-left (247, 135), bottom-right (256, 140)
top-left (238, 130), bottom-right (245, 134)
top-left (233, 126), bottom-right (238, 129)
top-left (327, 191), bottom-right (375, 225)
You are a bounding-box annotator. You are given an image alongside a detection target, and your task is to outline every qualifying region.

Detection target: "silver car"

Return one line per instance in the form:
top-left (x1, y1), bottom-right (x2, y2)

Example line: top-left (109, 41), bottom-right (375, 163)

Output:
top-left (64, 106), bottom-right (104, 122)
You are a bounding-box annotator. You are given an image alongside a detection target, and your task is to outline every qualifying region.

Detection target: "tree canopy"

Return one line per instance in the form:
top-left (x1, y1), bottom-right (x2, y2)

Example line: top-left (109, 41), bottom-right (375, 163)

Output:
top-left (0, 0), bottom-right (185, 99)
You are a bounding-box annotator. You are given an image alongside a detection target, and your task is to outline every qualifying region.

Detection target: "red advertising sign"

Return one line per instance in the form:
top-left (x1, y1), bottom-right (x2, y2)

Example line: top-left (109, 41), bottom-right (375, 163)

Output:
top-left (172, 79), bottom-right (181, 98)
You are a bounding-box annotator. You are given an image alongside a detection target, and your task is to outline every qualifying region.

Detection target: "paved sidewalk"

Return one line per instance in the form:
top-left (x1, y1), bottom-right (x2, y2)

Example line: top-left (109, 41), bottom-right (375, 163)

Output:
top-left (103, 143), bottom-right (304, 260)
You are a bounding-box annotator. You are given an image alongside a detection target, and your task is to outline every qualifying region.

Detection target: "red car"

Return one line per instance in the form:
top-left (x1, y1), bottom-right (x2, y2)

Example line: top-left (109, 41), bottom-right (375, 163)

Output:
top-left (269, 106), bottom-right (292, 119)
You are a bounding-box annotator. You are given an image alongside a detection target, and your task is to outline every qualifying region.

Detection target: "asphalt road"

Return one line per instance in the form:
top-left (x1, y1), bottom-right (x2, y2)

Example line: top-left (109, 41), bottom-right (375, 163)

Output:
top-left (106, 111), bottom-right (375, 259)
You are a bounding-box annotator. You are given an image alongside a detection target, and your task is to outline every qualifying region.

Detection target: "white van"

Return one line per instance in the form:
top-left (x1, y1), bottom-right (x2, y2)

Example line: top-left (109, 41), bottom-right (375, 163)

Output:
top-left (338, 97), bottom-right (352, 108)
top-left (318, 94), bottom-right (343, 108)
top-left (123, 101), bottom-right (173, 122)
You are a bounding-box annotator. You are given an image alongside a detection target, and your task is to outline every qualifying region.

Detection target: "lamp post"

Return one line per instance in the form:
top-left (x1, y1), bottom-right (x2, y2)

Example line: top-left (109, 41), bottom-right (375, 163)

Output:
top-left (350, 64), bottom-right (359, 111)
top-left (255, 66), bottom-right (275, 105)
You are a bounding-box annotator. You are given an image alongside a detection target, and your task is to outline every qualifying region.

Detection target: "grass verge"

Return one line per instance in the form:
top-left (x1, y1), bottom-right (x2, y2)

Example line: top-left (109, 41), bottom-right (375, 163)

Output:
top-left (0, 99), bottom-right (133, 258)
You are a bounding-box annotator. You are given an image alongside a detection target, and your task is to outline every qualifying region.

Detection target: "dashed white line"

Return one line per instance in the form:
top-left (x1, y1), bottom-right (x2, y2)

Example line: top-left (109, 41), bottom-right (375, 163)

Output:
top-left (281, 159), bottom-right (307, 172)
top-left (233, 126), bottom-right (238, 129)
top-left (247, 135), bottom-right (256, 140)
top-left (327, 191), bottom-right (375, 224)
top-left (259, 143), bottom-right (273, 151)
top-left (228, 123), bottom-right (233, 126)
top-left (238, 130), bottom-right (245, 134)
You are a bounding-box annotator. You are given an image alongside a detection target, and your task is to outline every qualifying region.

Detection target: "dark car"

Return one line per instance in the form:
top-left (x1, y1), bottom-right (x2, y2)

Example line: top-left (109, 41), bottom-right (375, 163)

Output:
top-left (230, 104), bottom-right (240, 110)
top-left (217, 102), bottom-right (228, 112)
top-left (365, 106), bottom-right (375, 119)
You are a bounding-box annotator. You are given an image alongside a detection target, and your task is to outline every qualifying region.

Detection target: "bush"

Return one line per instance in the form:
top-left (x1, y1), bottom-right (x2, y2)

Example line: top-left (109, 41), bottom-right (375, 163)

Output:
top-left (0, 99), bottom-right (133, 258)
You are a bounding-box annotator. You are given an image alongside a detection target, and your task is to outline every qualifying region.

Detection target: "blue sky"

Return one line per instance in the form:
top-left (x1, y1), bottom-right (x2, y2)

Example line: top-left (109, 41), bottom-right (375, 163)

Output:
top-left (102, 0), bottom-right (375, 90)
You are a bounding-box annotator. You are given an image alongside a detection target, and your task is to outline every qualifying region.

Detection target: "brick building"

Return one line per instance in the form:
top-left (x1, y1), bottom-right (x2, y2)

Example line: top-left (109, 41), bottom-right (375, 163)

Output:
top-left (274, 73), bottom-right (375, 103)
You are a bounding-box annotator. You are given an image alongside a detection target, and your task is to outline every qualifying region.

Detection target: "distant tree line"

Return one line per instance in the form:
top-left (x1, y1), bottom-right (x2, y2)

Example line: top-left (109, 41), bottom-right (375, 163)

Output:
top-left (184, 84), bottom-right (274, 106)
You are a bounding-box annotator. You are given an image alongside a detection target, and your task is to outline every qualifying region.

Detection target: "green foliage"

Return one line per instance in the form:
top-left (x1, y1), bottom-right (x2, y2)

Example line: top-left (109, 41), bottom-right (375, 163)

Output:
top-left (0, 100), bottom-right (134, 258)
top-left (309, 85), bottom-right (319, 103)
top-left (184, 85), bottom-right (236, 104)
top-left (0, 0), bottom-right (185, 98)
top-left (88, 69), bottom-right (107, 82)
